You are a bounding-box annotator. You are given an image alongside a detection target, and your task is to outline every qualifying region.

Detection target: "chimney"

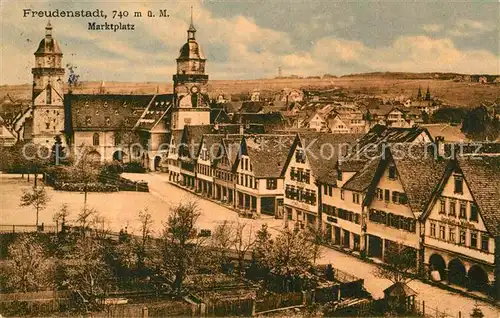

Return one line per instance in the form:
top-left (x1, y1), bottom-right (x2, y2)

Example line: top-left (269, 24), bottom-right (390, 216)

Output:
top-left (239, 123), bottom-right (244, 135)
top-left (435, 136), bottom-right (445, 158)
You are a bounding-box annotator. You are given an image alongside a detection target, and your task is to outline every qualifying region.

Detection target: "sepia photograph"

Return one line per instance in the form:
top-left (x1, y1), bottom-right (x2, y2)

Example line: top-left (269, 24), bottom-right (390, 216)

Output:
top-left (0, 0), bottom-right (499, 317)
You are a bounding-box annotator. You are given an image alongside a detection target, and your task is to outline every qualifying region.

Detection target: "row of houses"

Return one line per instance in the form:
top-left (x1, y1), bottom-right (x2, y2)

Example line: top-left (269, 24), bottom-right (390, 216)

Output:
top-left (162, 124), bottom-right (500, 299)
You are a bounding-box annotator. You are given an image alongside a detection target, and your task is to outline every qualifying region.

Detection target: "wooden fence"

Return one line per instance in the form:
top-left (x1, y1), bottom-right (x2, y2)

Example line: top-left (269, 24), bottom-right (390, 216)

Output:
top-left (0, 290), bottom-right (72, 316)
top-left (0, 223), bottom-right (57, 234)
top-left (255, 292), bottom-right (305, 314)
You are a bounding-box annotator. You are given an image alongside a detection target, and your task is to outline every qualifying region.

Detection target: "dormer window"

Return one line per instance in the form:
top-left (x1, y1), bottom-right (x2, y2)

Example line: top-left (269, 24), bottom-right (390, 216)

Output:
top-left (104, 102), bottom-right (108, 108)
top-left (85, 101), bottom-right (89, 107)
top-left (123, 102), bottom-right (127, 107)
top-left (114, 110), bottom-right (119, 115)
top-left (96, 110), bottom-right (100, 115)
top-left (105, 117), bottom-right (110, 126)
top-left (85, 116), bottom-right (92, 126)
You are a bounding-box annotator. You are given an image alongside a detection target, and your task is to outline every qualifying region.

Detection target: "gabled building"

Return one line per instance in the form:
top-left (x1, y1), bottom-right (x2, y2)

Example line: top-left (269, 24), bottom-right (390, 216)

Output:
top-left (422, 155), bottom-right (500, 296)
top-left (363, 144), bottom-right (448, 270)
top-left (283, 132), bottom-right (361, 229)
top-left (234, 134), bottom-right (295, 217)
top-left (212, 135), bottom-right (243, 206)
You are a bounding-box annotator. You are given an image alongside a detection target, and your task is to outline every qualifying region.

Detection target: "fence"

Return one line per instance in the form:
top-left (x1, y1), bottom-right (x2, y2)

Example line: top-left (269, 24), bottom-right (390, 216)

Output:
top-left (0, 223), bottom-right (57, 234)
top-left (415, 299), bottom-right (459, 318)
top-left (0, 290), bottom-right (72, 316)
top-left (254, 291), bottom-right (305, 314)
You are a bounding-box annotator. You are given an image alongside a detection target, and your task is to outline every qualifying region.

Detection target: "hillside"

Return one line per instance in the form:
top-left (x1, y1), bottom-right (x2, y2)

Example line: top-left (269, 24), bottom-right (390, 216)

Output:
top-left (1, 76), bottom-right (498, 107)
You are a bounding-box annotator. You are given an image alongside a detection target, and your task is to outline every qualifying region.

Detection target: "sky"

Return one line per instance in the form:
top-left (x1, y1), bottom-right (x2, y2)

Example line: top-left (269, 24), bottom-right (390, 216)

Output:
top-left (1, 0), bottom-right (499, 85)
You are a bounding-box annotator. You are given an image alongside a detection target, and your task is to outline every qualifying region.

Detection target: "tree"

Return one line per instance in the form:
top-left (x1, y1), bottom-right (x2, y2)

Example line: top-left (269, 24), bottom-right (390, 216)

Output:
top-left (20, 185), bottom-right (50, 228)
top-left (114, 122), bottom-right (139, 163)
top-left (233, 222), bottom-right (256, 274)
top-left (305, 224), bottom-right (326, 266)
top-left (52, 203), bottom-right (70, 234)
top-left (417, 86), bottom-right (422, 100)
top-left (159, 201), bottom-right (208, 297)
top-left (76, 206), bottom-right (98, 237)
top-left (63, 235), bottom-right (111, 311)
top-left (74, 146), bottom-right (100, 204)
top-left (211, 220), bottom-right (235, 271)
top-left (51, 135), bottom-right (66, 166)
top-left (421, 111), bottom-right (430, 124)
top-left (253, 224), bottom-right (273, 268)
top-left (23, 142), bottom-right (51, 187)
top-left (137, 208), bottom-right (154, 270)
top-left (461, 106), bottom-right (499, 141)
top-left (267, 227), bottom-right (315, 277)
top-left (2, 235), bottom-right (54, 292)
top-left (373, 241), bottom-right (416, 285)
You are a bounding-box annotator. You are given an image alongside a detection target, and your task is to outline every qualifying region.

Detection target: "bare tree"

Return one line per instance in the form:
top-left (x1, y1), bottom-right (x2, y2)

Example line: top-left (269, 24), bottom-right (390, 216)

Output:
top-left (137, 208), bottom-right (154, 269)
top-left (267, 227), bottom-right (315, 277)
top-left (2, 235), bottom-right (54, 292)
top-left (373, 241), bottom-right (417, 285)
top-left (53, 203), bottom-right (70, 234)
top-left (211, 220), bottom-right (235, 270)
top-left (73, 145), bottom-right (100, 204)
top-left (233, 222), bottom-right (255, 274)
top-left (20, 185), bottom-right (50, 228)
top-left (252, 224), bottom-right (273, 268)
top-left (160, 201), bottom-right (207, 298)
top-left (305, 224), bottom-right (326, 266)
top-left (63, 235), bottom-right (111, 311)
top-left (76, 206), bottom-right (98, 237)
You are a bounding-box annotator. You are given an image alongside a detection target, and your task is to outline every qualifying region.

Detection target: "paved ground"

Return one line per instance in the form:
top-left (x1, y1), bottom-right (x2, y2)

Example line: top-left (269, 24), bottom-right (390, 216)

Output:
top-left (1, 172), bottom-right (499, 317)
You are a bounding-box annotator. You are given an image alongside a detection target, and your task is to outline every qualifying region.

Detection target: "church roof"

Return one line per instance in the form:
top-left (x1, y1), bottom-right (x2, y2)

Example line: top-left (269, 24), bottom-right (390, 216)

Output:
top-left (65, 94), bottom-right (154, 131)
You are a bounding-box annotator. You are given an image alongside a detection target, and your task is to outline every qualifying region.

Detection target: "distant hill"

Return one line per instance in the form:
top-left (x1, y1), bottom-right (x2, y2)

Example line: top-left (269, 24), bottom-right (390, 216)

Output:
top-left (342, 72), bottom-right (499, 80)
top-left (1, 75), bottom-right (498, 108)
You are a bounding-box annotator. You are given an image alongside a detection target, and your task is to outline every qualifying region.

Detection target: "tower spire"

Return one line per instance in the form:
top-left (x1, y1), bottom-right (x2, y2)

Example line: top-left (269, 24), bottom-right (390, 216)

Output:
top-left (187, 6), bottom-right (196, 40)
top-left (45, 20), bottom-right (52, 38)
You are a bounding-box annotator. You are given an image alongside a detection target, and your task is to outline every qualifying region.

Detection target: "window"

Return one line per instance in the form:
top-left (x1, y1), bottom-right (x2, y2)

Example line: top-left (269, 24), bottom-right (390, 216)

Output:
top-left (470, 203), bottom-right (478, 222)
top-left (439, 225), bottom-right (446, 240)
top-left (377, 188), bottom-right (383, 200)
top-left (45, 122), bottom-right (50, 129)
top-left (430, 223), bottom-right (436, 237)
top-left (399, 193), bottom-right (408, 205)
top-left (454, 175), bottom-right (463, 194)
top-left (353, 193), bottom-right (360, 204)
top-left (388, 165), bottom-right (397, 179)
top-left (384, 189), bottom-right (390, 202)
top-left (470, 232), bottom-right (478, 249)
top-left (449, 200), bottom-right (456, 217)
top-left (458, 201), bottom-right (466, 218)
top-left (92, 133), bottom-right (99, 146)
top-left (392, 191), bottom-right (399, 204)
top-left (266, 178), bottom-right (277, 190)
top-left (449, 227), bottom-right (456, 243)
top-left (459, 201), bottom-right (466, 219)
top-left (295, 149), bottom-right (305, 163)
top-left (481, 234), bottom-right (489, 252)
top-left (324, 185), bottom-right (328, 195)
top-left (340, 190), bottom-right (345, 200)
top-left (439, 199), bottom-right (446, 214)
top-left (459, 230), bottom-right (466, 245)
top-left (328, 186), bottom-right (332, 196)
top-left (337, 170), bottom-right (342, 181)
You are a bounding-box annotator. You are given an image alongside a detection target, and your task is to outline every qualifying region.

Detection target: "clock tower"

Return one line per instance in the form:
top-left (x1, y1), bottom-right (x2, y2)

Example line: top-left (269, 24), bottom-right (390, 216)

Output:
top-left (171, 9), bottom-right (210, 130)
top-left (30, 21), bottom-right (65, 145)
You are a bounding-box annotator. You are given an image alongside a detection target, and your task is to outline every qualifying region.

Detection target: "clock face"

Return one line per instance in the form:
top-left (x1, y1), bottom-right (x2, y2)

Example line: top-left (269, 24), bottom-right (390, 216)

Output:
top-left (190, 86), bottom-right (199, 94)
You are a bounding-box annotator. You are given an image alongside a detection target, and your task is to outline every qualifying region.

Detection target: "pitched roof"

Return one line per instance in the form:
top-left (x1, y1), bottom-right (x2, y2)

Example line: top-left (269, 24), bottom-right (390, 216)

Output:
top-left (135, 94), bottom-right (174, 131)
top-left (210, 108), bottom-right (231, 124)
top-left (240, 101), bottom-right (264, 113)
top-left (244, 135), bottom-right (295, 178)
top-left (297, 132), bottom-right (362, 183)
top-left (342, 158), bottom-right (381, 192)
top-left (389, 143), bottom-right (449, 216)
top-left (179, 125), bottom-right (214, 159)
top-left (198, 134), bottom-right (225, 161)
top-left (457, 156), bottom-right (500, 236)
top-left (65, 94), bottom-right (154, 131)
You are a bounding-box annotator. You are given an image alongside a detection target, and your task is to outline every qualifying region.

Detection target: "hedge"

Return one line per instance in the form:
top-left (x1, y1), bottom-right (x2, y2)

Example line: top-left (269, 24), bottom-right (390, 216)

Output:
top-left (53, 181), bottom-right (119, 192)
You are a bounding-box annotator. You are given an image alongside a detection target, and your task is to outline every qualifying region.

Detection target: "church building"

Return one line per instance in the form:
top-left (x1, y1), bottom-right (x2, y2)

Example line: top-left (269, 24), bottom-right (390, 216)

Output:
top-left (18, 13), bottom-right (211, 170)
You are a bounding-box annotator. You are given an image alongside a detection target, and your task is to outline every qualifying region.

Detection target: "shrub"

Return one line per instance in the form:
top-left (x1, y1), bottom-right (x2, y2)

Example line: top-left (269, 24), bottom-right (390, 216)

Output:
top-left (123, 161), bottom-right (146, 173)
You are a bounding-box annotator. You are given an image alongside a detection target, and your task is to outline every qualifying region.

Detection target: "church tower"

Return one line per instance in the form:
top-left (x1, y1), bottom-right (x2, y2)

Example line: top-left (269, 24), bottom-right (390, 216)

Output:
top-left (30, 21), bottom-right (65, 144)
top-left (171, 8), bottom-right (210, 130)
